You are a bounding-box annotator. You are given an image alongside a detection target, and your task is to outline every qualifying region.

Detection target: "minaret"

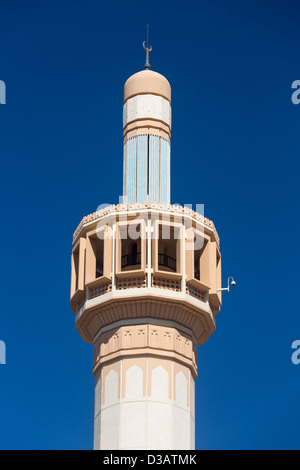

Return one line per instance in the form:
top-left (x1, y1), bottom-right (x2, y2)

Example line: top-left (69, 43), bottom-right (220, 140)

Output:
top-left (70, 38), bottom-right (222, 450)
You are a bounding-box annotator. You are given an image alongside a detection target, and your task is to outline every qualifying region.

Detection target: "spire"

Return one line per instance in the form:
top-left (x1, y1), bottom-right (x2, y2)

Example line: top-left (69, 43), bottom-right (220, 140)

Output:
top-left (143, 25), bottom-right (152, 70)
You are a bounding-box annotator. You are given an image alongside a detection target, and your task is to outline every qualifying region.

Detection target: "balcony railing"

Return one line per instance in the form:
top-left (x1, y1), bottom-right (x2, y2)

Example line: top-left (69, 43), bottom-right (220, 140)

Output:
top-left (158, 253), bottom-right (176, 272)
top-left (121, 252), bottom-right (177, 272)
top-left (121, 252), bottom-right (141, 269)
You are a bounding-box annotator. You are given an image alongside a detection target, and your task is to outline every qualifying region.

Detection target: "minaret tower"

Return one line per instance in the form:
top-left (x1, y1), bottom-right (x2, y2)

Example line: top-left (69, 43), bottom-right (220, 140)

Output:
top-left (70, 37), bottom-right (222, 450)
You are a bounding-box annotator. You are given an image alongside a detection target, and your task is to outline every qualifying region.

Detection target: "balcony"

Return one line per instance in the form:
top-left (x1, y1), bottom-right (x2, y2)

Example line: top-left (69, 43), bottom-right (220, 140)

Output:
top-left (158, 253), bottom-right (176, 272)
top-left (121, 252), bottom-right (176, 272)
top-left (121, 252), bottom-right (141, 269)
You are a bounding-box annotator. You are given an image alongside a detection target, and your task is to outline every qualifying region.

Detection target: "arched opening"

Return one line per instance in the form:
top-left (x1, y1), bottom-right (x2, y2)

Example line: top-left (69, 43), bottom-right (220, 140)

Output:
top-left (120, 226), bottom-right (142, 271)
top-left (157, 225), bottom-right (179, 272)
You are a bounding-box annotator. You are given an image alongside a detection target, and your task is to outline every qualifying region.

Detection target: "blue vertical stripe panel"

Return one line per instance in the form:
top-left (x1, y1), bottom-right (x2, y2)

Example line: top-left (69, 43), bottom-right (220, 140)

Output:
top-left (136, 135), bottom-right (148, 203)
top-left (149, 135), bottom-right (160, 203)
top-left (160, 138), bottom-right (168, 204)
top-left (127, 137), bottom-right (136, 203)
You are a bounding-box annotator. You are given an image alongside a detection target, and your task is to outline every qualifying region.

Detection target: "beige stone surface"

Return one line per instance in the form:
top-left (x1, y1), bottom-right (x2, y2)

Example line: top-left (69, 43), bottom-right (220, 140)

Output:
top-left (124, 70), bottom-right (171, 103)
top-left (93, 322), bottom-right (197, 376)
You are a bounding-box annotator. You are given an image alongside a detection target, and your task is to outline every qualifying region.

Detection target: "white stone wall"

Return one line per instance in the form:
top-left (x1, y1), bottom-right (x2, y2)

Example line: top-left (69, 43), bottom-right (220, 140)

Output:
top-left (94, 357), bottom-right (195, 450)
top-left (123, 94), bottom-right (171, 130)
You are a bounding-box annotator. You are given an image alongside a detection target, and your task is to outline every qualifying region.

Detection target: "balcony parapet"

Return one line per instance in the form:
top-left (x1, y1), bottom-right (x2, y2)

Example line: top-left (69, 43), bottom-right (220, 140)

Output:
top-left (73, 202), bottom-right (220, 246)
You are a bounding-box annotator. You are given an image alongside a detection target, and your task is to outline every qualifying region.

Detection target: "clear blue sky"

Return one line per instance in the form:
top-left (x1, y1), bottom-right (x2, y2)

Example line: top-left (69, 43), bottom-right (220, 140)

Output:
top-left (0, 0), bottom-right (299, 450)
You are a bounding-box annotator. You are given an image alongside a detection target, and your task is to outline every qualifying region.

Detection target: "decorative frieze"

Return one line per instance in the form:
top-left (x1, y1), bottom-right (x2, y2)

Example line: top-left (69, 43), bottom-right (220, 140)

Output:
top-left (93, 323), bottom-right (197, 375)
